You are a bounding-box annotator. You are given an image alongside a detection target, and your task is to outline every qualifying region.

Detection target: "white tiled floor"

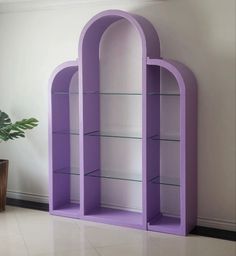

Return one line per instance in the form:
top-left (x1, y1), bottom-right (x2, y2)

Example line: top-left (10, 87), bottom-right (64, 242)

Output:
top-left (0, 206), bottom-right (235, 256)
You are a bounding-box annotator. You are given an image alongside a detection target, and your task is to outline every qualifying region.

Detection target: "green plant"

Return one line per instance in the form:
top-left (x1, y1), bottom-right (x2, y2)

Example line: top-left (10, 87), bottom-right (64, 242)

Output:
top-left (0, 110), bottom-right (38, 142)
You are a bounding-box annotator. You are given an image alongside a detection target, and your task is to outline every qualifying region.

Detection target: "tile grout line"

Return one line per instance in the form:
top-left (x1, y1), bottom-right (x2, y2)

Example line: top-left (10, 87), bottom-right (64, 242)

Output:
top-left (93, 247), bottom-right (104, 256)
top-left (73, 220), bottom-right (103, 255)
top-left (73, 220), bottom-right (150, 250)
top-left (13, 209), bottom-right (31, 256)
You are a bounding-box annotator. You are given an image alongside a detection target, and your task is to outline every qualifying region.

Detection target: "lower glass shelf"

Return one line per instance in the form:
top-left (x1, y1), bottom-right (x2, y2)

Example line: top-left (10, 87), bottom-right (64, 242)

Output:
top-left (84, 207), bottom-right (143, 228)
top-left (52, 90), bottom-right (180, 96)
top-left (85, 169), bottom-right (180, 187)
top-left (150, 176), bottom-right (180, 187)
top-left (85, 130), bottom-right (180, 141)
top-left (150, 134), bottom-right (180, 142)
top-left (52, 129), bottom-right (180, 142)
top-left (54, 167), bottom-right (80, 175)
top-left (52, 203), bottom-right (80, 218)
top-left (53, 130), bottom-right (79, 135)
top-left (148, 215), bottom-right (181, 234)
top-left (85, 91), bottom-right (180, 96)
top-left (85, 130), bottom-right (142, 139)
top-left (85, 169), bottom-right (142, 182)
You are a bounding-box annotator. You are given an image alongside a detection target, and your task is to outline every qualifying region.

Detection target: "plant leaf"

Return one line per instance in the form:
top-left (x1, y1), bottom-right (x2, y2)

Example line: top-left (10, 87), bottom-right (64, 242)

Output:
top-left (0, 111), bottom-right (38, 142)
top-left (0, 110), bottom-right (11, 128)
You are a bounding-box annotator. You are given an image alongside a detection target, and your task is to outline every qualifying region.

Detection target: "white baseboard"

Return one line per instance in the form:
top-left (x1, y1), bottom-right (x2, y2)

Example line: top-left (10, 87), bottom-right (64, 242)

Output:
top-left (197, 216), bottom-right (236, 232)
top-left (7, 191), bottom-right (236, 232)
top-left (7, 190), bottom-right (48, 204)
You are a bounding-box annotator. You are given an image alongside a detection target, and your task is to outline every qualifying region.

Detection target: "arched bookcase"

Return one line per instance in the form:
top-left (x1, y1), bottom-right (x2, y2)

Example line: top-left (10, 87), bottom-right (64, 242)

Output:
top-left (49, 10), bottom-right (197, 236)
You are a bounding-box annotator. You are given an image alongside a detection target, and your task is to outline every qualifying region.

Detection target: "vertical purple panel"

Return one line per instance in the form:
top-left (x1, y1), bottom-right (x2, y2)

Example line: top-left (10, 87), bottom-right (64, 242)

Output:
top-left (52, 83), bottom-right (70, 210)
top-left (79, 20), bottom-right (101, 215)
top-left (182, 65), bottom-right (198, 234)
top-left (83, 136), bottom-right (100, 213)
top-left (165, 60), bottom-right (197, 235)
top-left (146, 64), bottom-right (161, 222)
top-left (49, 62), bottom-right (79, 212)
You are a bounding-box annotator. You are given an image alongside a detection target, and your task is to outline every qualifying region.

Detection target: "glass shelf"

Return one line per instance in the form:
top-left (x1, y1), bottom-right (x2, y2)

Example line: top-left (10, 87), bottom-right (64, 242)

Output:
top-left (85, 169), bottom-right (142, 182)
top-left (85, 91), bottom-right (180, 96)
top-left (150, 176), bottom-right (180, 187)
top-left (85, 130), bottom-right (142, 139)
top-left (52, 91), bottom-right (79, 95)
top-left (150, 135), bottom-right (180, 142)
top-left (52, 129), bottom-right (179, 142)
top-left (54, 167), bottom-right (80, 176)
top-left (85, 130), bottom-right (180, 141)
top-left (53, 130), bottom-right (79, 135)
top-left (85, 91), bottom-right (141, 95)
top-left (52, 91), bottom-right (180, 96)
top-left (148, 92), bottom-right (180, 96)
top-left (85, 170), bottom-right (180, 186)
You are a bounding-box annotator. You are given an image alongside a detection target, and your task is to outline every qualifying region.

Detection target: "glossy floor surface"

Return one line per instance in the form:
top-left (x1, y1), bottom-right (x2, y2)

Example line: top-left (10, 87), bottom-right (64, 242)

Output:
top-left (0, 206), bottom-right (235, 256)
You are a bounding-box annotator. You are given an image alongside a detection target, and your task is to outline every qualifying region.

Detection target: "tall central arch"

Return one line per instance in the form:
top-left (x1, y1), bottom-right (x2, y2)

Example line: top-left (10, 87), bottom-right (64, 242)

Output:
top-left (79, 10), bottom-right (160, 229)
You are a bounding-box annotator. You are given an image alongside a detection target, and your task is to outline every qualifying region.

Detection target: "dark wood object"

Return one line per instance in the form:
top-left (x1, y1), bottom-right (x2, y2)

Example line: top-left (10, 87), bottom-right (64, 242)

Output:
top-left (0, 160), bottom-right (8, 211)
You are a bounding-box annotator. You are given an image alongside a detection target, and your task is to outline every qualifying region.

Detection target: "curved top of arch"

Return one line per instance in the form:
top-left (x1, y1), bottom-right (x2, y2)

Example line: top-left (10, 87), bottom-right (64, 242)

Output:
top-left (147, 58), bottom-right (197, 96)
top-left (79, 10), bottom-right (160, 59)
top-left (50, 60), bottom-right (78, 92)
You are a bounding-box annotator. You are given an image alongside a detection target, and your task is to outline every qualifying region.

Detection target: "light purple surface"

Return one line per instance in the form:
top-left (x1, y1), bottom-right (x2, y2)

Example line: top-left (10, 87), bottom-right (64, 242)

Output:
top-left (83, 207), bottom-right (143, 229)
top-left (52, 203), bottom-right (80, 218)
top-left (148, 215), bottom-right (181, 235)
top-left (49, 10), bottom-right (197, 236)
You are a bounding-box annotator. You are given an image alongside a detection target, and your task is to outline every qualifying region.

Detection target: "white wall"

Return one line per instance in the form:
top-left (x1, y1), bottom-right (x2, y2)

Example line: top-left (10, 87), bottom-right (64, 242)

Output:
top-left (0, 0), bottom-right (235, 231)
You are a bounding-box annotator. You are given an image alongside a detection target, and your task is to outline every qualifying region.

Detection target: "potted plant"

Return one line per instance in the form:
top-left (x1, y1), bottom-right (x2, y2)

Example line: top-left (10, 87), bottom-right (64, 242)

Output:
top-left (0, 110), bottom-right (38, 211)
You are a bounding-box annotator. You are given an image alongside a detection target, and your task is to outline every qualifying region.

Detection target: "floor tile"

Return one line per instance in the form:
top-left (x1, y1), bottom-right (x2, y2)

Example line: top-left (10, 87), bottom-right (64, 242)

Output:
top-left (20, 218), bottom-right (92, 255)
top-left (0, 210), bottom-right (21, 236)
top-left (96, 234), bottom-right (236, 256)
top-left (83, 225), bottom-right (145, 247)
top-left (182, 235), bottom-right (236, 256)
top-left (11, 207), bottom-right (92, 255)
top-left (29, 248), bottom-right (99, 256)
top-left (16, 212), bottom-right (80, 235)
top-left (0, 233), bottom-right (28, 256)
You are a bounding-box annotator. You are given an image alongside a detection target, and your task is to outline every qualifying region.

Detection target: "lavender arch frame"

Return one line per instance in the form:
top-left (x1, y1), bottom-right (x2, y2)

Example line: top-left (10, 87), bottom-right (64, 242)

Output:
top-left (49, 10), bottom-right (197, 236)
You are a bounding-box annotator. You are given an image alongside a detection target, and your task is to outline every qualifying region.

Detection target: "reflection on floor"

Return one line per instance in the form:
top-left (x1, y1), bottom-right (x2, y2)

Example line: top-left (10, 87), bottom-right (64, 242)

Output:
top-left (0, 206), bottom-right (235, 256)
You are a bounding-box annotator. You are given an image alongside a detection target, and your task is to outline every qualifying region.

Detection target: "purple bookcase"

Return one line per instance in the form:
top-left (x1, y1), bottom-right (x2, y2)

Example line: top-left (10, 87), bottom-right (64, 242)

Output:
top-left (49, 10), bottom-right (197, 236)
